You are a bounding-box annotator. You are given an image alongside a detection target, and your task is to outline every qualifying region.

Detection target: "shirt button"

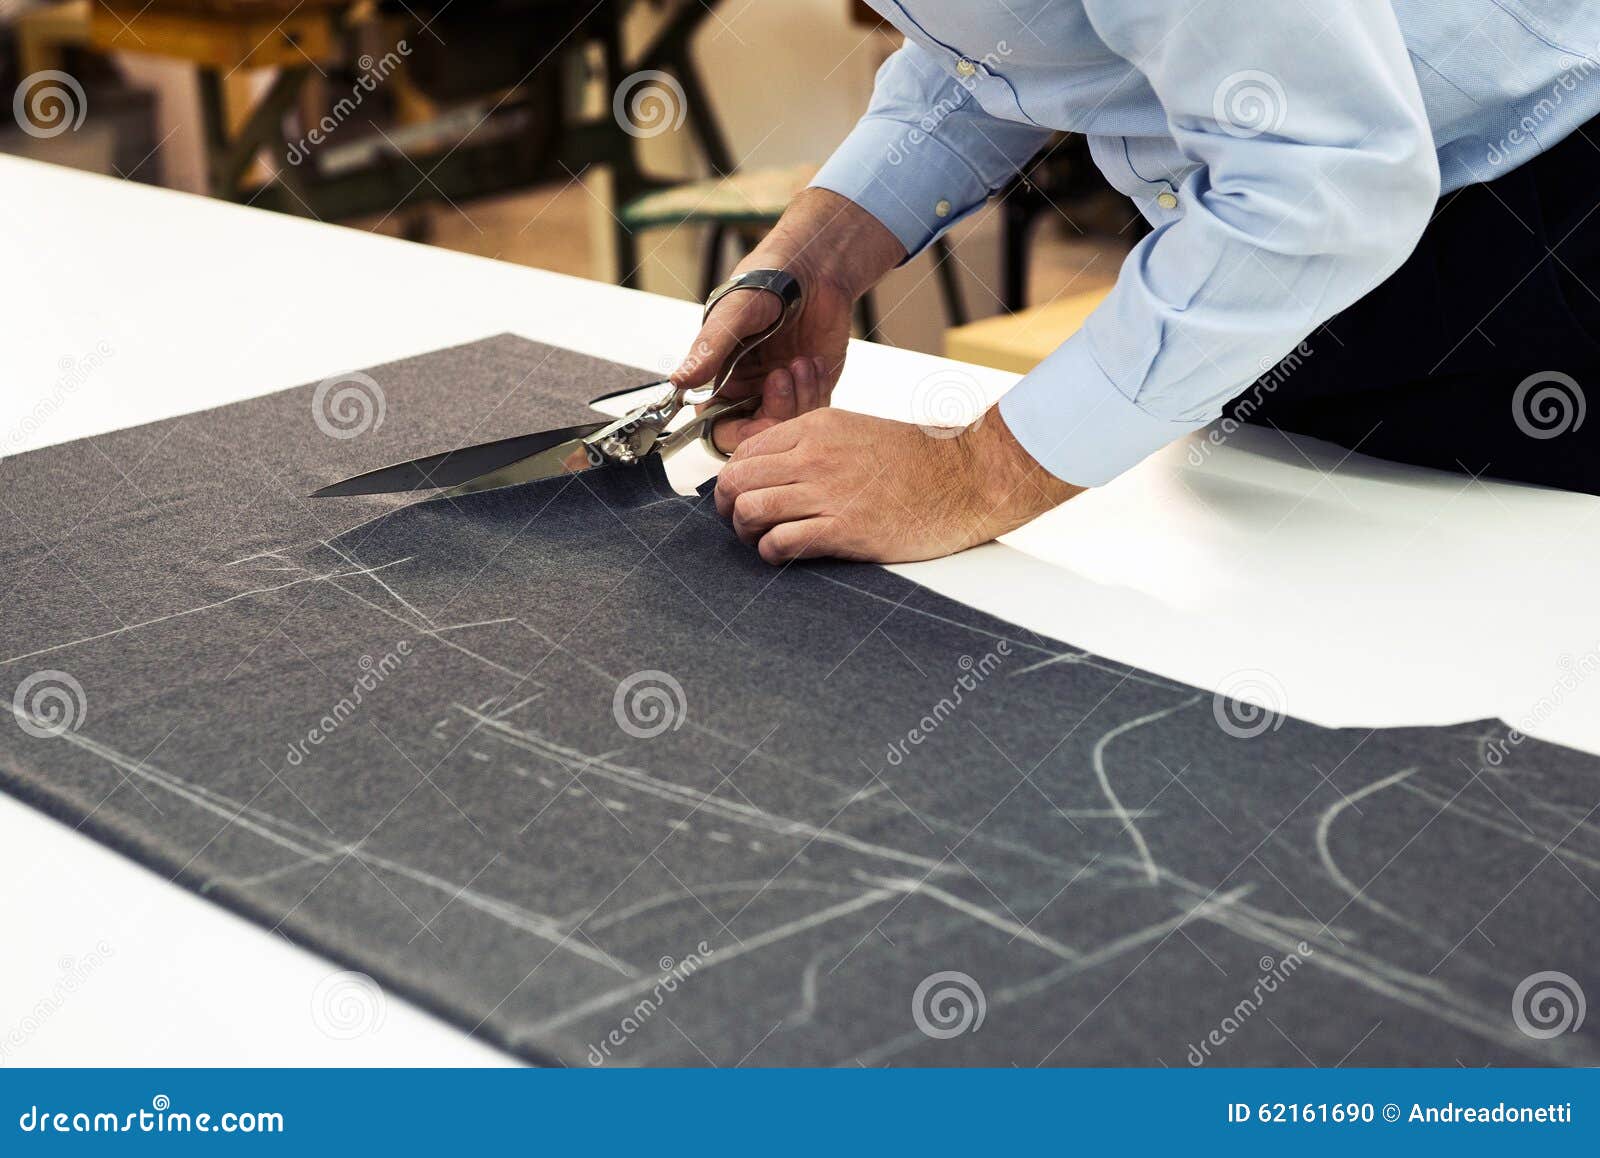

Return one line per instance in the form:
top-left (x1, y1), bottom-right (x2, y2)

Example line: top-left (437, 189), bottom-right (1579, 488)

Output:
top-left (935, 199), bottom-right (952, 218)
top-left (1156, 191), bottom-right (1179, 210)
top-left (954, 58), bottom-right (977, 78)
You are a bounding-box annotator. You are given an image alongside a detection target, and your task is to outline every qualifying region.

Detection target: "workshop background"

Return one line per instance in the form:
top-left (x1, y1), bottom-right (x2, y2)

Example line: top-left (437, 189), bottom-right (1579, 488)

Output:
top-left (0, 0), bottom-right (1138, 368)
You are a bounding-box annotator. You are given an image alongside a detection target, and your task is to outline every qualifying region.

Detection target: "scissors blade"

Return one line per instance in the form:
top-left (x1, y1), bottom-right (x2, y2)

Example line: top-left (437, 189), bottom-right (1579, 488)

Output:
top-left (439, 435), bottom-right (607, 496)
top-left (309, 421), bottom-right (607, 497)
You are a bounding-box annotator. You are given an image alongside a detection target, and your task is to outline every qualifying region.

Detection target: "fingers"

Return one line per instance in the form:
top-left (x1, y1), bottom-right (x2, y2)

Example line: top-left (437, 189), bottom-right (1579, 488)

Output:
top-left (715, 449), bottom-right (802, 516)
top-left (671, 288), bottom-right (781, 392)
top-left (729, 484), bottom-right (822, 544)
top-left (758, 518), bottom-right (835, 565)
top-left (762, 365), bottom-right (797, 422)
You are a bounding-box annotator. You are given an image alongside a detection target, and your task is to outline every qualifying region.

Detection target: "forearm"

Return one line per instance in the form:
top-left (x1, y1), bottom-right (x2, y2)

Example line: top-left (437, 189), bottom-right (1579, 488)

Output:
top-left (738, 188), bottom-right (905, 302)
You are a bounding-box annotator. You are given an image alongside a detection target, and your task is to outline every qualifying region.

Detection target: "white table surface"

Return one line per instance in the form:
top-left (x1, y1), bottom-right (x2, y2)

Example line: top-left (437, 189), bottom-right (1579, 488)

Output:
top-left (3, 155), bottom-right (1598, 1066)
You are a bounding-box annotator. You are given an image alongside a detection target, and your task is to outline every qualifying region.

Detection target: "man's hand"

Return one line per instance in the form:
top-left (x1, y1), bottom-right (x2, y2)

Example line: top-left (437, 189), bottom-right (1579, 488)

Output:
top-left (673, 189), bottom-right (904, 448)
top-left (714, 406), bottom-right (1083, 564)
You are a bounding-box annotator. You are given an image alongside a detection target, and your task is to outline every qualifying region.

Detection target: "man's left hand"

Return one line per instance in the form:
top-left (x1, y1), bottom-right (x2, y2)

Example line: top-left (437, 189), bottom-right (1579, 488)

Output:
top-left (712, 406), bottom-right (1083, 564)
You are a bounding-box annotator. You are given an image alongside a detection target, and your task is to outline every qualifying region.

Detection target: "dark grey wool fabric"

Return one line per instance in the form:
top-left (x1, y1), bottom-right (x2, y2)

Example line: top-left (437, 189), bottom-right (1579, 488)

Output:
top-left (1, 335), bottom-right (1596, 1067)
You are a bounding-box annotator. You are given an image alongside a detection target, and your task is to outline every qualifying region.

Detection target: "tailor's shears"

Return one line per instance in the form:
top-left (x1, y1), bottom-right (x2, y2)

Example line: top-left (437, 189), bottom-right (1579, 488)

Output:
top-left (309, 268), bottom-right (802, 499)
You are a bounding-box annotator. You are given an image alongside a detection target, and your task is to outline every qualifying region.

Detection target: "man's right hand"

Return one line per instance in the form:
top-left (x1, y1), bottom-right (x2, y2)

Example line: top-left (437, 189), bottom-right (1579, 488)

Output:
top-left (670, 188), bottom-right (905, 453)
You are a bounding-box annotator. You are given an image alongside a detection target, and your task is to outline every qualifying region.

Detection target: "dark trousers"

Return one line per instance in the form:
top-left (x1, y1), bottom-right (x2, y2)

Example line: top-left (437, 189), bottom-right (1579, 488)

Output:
top-left (1231, 118), bottom-right (1600, 494)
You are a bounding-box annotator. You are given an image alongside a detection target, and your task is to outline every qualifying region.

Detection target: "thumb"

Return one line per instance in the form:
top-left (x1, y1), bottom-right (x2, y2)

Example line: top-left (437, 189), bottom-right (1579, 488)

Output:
top-left (670, 288), bottom-right (781, 393)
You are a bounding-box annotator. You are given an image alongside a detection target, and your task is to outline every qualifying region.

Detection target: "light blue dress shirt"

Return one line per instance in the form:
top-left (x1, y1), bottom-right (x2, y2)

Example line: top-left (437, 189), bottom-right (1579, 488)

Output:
top-left (813, 1), bottom-right (1600, 485)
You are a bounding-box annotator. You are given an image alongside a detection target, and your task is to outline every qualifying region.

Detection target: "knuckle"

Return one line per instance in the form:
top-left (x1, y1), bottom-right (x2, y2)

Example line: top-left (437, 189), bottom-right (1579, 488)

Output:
top-left (733, 490), bottom-right (766, 522)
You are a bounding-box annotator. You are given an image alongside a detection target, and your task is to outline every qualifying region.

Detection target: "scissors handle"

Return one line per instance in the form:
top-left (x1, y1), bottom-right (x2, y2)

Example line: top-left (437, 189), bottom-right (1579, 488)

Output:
top-left (652, 395), bottom-right (760, 460)
top-left (681, 268), bottom-right (804, 408)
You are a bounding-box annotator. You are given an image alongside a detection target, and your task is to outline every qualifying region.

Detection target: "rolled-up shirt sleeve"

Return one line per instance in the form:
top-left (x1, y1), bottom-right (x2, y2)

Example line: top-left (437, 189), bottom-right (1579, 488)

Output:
top-left (810, 41), bottom-right (1052, 256)
top-left (1001, 0), bottom-right (1442, 485)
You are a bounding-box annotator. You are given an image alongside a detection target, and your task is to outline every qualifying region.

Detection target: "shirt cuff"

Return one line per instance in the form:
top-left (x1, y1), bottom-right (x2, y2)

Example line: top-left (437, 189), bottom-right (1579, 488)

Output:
top-left (997, 334), bottom-right (1210, 487)
top-left (809, 115), bottom-right (991, 259)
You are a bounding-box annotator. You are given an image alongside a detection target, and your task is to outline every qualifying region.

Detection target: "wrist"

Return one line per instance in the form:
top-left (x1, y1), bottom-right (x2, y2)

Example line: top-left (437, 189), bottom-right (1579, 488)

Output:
top-left (742, 188), bottom-right (904, 303)
top-left (959, 406), bottom-right (1083, 532)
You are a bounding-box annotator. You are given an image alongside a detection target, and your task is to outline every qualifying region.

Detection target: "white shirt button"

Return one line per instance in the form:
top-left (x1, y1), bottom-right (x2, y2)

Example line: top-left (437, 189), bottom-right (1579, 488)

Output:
top-left (935, 199), bottom-right (952, 218)
top-left (955, 58), bottom-right (977, 78)
top-left (1156, 191), bottom-right (1179, 210)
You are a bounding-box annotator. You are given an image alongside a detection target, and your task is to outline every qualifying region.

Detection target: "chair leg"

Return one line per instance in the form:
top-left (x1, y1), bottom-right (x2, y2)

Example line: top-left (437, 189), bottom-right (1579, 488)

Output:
top-left (930, 238), bottom-right (969, 327)
top-left (698, 224), bottom-right (727, 300)
top-left (854, 292), bottom-right (879, 342)
top-left (1001, 199), bottom-right (1034, 312)
top-left (615, 222), bottom-right (642, 290)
